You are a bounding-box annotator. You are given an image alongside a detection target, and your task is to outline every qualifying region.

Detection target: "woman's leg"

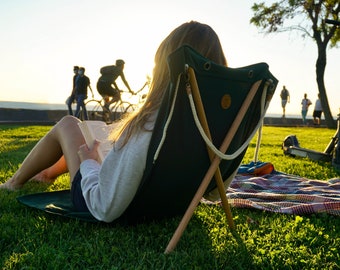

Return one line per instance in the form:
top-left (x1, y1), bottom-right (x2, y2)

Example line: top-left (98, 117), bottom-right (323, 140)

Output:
top-left (33, 156), bottom-right (68, 183)
top-left (1, 115), bottom-right (85, 190)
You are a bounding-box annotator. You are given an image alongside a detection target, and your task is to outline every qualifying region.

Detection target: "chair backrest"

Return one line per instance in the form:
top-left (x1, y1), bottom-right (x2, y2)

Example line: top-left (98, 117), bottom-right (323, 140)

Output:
top-left (119, 45), bottom-right (278, 223)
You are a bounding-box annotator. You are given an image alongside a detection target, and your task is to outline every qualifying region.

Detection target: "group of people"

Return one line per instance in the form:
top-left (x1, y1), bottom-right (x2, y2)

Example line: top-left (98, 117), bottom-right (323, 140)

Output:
top-left (66, 66), bottom-right (93, 120)
top-left (280, 86), bottom-right (323, 125)
top-left (1, 21), bottom-right (227, 223)
top-left (67, 59), bottom-right (133, 119)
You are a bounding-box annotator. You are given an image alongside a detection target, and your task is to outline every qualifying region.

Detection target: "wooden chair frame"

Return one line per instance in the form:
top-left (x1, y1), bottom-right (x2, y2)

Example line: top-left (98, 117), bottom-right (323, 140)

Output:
top-left (165, 67), bottom-right (273, 253)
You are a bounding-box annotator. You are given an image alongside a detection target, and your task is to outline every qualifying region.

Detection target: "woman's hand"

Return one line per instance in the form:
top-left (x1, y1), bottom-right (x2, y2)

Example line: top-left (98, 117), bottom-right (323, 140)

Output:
top-left (78, 140), bottom-right (100, 162)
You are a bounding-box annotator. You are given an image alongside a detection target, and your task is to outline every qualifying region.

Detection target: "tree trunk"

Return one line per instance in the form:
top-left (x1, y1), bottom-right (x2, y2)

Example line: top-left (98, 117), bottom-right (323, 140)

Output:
top-left (315, 42), bottom-right (336, 128)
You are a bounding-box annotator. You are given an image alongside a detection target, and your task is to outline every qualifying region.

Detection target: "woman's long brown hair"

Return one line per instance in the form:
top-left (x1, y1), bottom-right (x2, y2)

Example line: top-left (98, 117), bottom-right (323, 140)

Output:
top-left (111, 21), bottom-right (227, 146)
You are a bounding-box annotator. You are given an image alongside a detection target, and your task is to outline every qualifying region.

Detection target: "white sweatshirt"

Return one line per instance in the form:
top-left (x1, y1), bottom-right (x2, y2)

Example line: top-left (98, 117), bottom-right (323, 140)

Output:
top-left (80, 120), bottom-right (154, 223)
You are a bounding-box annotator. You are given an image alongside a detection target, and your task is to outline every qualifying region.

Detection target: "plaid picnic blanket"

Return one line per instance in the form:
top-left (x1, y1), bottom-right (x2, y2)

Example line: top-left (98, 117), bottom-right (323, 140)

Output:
top-left (207, 162), bottom-right (340, 216)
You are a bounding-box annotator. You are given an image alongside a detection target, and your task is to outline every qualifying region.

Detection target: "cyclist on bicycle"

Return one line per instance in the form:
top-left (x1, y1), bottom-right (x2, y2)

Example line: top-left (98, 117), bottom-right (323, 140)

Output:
top-left (96, 59), bottom-right (134, 109)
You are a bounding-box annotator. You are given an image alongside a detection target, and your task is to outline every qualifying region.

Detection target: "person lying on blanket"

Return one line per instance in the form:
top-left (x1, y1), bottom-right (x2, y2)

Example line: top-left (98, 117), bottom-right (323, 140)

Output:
top-left (0, 21), bottom-right (228, 223)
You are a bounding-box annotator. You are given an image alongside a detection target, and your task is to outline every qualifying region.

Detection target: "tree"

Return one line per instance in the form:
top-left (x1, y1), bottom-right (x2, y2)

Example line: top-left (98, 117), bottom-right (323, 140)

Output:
top-left (250, 0), bottom-right (340, 128)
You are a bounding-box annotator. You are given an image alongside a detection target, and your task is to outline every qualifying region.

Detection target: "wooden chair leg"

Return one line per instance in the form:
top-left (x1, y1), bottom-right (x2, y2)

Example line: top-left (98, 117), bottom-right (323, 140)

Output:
top-left (188, 68), bottom-right (235, 230)
top-left (164, 75), bottom-right (262, 254)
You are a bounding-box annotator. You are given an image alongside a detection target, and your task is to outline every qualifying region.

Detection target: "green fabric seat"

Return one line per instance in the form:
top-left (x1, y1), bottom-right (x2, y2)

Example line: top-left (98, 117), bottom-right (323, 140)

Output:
top-left (18, 190), bottom-right (97, 222)
top-left (17, 45), bottom-right (278, 224)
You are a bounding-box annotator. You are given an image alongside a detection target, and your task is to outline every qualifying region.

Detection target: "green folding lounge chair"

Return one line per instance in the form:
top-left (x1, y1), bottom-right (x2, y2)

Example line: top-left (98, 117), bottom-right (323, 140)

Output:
top-left (18, 45), bottom-right (278, 253)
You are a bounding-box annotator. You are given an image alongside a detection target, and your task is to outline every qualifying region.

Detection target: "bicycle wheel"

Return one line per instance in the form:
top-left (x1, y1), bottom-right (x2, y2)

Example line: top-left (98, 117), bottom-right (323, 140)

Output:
top-left (111, 101), bottom-right (137, 121)
top-left (85, 99), bottom-right (107, 122)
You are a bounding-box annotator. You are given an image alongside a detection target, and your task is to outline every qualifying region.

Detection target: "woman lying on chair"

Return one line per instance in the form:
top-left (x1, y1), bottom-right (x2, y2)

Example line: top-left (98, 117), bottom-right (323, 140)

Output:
top-left (0, 21), bottom-right (228, 223)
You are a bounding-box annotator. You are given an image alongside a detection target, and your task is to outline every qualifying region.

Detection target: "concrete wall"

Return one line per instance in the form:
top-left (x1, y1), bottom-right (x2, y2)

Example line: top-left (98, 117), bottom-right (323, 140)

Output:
top-left (0, 108), bottom-right (68, 125)
top-left (0, 108), bottom-right (326, 127)
top-left (263, 117), bottom-right (326, 127)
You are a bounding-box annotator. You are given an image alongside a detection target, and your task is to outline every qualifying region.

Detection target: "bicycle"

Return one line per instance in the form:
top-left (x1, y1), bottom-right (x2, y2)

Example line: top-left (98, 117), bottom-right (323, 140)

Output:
top-left (85, 81), bottom-right (149, 123)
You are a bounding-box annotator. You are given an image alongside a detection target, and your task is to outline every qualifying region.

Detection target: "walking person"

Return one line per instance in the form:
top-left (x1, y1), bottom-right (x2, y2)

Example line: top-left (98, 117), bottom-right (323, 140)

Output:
top-left (301, 93), bottom-right (312, 125)
top-left (66, 66), bottom-right (79, 115)
top-left (313, 93), bottom-right (323, 125)
top-left (74, 67), bottom-right (93, 120)
top-left (280, 85), bottom-right (290, 117)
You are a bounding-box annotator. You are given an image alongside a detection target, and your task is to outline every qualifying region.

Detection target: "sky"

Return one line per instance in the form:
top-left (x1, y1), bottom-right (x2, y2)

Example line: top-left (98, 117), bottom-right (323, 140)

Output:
top-left (0, 0), bottom-right (339, 117)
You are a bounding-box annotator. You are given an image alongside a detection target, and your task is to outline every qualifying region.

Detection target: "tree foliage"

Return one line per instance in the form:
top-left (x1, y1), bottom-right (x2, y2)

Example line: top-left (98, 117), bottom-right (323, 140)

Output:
top-left (251, 0), bottom-right (339, 44)
top-left (250, 0), bottom-right (340, 128)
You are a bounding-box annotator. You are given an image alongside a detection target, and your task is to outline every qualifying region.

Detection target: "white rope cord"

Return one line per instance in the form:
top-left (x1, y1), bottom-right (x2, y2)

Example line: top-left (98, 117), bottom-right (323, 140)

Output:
top-left (153, 74), bottom-right (182, 162)
top-left (187, 81), bottom-right (269, 160)
top-left (253, 89), bottom-right (267, 162)
top-left (253, 125), bottom-right (263, 162)
top-left (153, 72), bottom-right (271, 163)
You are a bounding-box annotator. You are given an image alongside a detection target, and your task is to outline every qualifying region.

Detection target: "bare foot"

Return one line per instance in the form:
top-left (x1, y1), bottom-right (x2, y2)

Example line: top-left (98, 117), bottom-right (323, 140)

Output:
top-left (31, 171), bottom-right (56, 184)
top-left (0, 178), bottom-right (23, 191)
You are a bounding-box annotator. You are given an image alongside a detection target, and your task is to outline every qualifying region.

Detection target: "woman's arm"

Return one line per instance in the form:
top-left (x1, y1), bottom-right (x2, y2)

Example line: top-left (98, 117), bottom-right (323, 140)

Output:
top-left (80, 131), bottom-right (152, 222)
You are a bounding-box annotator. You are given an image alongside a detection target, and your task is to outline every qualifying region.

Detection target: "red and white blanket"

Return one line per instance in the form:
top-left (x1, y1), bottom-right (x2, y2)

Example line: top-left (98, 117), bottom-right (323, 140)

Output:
top-left (205, 162), bottom-right (340, 216)
top-left (224, 173), bottom-right (340, 216)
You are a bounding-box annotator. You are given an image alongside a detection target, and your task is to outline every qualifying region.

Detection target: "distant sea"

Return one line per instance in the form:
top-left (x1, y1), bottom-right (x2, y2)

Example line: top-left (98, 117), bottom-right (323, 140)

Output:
top-left (0, 101), bottom-right (67, 111)
top-left (0, 100), bottom-right (305, 118)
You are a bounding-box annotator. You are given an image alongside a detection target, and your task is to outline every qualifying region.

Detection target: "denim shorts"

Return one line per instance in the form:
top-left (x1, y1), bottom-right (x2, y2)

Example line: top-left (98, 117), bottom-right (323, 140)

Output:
top-left (71, 170), bottom-right (90, 212)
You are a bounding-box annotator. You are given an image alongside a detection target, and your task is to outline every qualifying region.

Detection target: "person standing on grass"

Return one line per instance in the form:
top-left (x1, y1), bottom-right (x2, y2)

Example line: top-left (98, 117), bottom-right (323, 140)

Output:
top-left (66, 66), bottom-right (79, 115)
top-left (313, 93), bottom-right (323, 125)
top-left (74, 67), bottom-right (93, 120)
top-left (280, 85), bottom-right (290, 118)
top-left (301, 93), bottom-right (312, 125)
top-left (0, 21), bottom-right (228, 223)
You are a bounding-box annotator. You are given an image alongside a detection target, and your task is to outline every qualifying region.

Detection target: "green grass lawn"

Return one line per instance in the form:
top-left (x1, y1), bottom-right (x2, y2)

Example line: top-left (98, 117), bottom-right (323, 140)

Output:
top-left (0, 124), bottom-right (339, 269)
